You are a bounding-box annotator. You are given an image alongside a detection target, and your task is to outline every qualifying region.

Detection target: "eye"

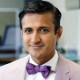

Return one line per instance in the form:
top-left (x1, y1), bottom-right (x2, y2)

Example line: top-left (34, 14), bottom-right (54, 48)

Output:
top-left (24, 28), bottom-right (33, 34)
top-left (40, 27), bottom-right (49, 33)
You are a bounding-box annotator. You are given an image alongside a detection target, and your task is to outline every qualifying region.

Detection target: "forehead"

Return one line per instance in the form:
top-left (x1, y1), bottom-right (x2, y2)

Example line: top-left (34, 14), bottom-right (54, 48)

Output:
top-left (21, 12), bottom-right (54, 28)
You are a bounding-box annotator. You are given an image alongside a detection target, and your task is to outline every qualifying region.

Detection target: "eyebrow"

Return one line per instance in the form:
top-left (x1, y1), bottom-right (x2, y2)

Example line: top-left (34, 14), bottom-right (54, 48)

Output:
top-left (23, 26), bottom-right (50, 30)
top-left (39, 26), bottom-right (50, 30)
top-left (24, 27), bottom-right (31, 29)
top-left (23, 27), bottom-right (32, 31)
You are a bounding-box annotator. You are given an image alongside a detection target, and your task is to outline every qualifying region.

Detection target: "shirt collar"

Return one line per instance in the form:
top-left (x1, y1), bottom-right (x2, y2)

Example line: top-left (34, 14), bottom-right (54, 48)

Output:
top-left (29, 50), bottom-right (58, 72)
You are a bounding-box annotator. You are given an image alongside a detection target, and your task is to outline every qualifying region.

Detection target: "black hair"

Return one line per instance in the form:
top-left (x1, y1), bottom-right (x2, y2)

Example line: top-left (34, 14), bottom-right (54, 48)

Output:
top-left (19, 0), bottom-right (62, 34)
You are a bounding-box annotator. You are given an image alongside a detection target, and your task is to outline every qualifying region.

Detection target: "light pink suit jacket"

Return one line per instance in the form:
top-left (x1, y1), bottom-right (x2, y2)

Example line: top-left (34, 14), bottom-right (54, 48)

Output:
top-left (0, 53), bottom-right (80, 80)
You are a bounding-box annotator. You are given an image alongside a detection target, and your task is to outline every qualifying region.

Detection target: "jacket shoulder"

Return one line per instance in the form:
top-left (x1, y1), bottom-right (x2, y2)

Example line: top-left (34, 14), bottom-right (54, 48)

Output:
top-left (58, 53), bottom-right (80, 80)
top-left (67, 59), bottom-right (80, 71)
top-left (0, 55), bottom-right (29, 76)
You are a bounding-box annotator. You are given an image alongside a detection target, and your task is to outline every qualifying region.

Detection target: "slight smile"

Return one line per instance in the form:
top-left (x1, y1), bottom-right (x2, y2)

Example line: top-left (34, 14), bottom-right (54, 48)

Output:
top-left (29, 45), bottom-right (44, 49)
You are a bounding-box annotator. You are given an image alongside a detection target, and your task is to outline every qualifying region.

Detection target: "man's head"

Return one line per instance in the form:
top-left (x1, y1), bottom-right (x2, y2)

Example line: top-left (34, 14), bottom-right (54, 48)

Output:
top-left (19, 0), bottom-right (62, 64)
top-left (19, 0), bottom-right (62, 34)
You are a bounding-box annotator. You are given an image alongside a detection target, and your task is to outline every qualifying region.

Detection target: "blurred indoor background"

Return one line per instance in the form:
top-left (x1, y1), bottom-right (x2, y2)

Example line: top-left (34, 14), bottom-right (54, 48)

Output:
top-left (0, 0), bottom-right (80, 66)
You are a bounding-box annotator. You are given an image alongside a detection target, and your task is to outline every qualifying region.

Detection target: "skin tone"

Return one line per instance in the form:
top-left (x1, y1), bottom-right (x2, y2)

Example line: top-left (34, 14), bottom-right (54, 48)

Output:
top-left (21, 12), bottom-right (62, 65)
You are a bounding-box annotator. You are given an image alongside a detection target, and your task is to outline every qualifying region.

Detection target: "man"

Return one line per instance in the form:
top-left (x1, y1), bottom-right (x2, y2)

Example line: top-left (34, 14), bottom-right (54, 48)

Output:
top-left (0, 0), bottom-right (80, 80)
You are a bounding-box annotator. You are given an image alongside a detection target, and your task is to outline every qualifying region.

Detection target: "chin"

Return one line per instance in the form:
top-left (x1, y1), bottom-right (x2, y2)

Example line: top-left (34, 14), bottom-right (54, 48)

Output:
top-left (30, 52), bottom-right (44, 59)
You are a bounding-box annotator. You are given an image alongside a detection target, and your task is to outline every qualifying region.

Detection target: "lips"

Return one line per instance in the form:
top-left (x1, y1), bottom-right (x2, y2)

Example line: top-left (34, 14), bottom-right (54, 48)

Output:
top-left (29, 44), bottom-right (44, 49)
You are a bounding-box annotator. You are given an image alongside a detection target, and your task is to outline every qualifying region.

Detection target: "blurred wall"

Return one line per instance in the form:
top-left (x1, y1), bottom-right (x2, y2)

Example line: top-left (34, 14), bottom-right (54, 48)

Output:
top-left (0, 0), bottom-right (24, 39)
top-left (0, 0), bottom-right (23, 9)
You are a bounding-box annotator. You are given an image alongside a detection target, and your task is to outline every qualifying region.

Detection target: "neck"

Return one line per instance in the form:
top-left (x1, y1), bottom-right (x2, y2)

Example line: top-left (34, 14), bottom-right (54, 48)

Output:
top-left (31, 52), bottom-right (55, 65)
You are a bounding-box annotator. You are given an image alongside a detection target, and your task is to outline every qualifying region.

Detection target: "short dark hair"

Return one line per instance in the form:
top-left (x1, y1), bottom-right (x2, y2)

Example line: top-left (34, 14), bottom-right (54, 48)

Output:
top-left (19, 0), bottom-right (62, 33)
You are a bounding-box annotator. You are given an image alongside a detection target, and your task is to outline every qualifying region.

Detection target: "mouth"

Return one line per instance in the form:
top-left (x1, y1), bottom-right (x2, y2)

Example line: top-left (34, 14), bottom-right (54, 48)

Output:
top-left (29, 44), bottom-right (44, 49)
top-left (31, 45), bottom-right (43, 48)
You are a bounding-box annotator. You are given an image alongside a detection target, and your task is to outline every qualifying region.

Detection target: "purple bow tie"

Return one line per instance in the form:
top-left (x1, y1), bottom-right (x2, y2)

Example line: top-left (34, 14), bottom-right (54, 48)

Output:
top-left (26, 62), bottom-right (51, 79)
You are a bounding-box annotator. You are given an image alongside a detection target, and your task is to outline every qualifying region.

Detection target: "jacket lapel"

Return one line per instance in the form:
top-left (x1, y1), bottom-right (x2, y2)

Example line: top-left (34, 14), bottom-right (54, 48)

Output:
top-left (55, 53), bottom-right (70, 80)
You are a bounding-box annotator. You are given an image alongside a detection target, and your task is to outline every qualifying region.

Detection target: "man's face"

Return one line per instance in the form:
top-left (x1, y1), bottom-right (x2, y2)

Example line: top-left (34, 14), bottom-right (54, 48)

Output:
top-left (21, 12), bottom-right (62, 59)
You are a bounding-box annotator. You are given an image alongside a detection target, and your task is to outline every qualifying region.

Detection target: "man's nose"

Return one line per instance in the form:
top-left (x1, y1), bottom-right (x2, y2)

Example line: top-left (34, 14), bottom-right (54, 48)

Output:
top-left (31, 32), bottom-right (41, 43)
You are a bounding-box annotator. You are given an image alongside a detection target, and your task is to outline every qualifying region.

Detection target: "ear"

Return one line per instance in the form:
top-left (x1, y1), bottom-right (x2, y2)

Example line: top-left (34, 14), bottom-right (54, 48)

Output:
top-left (56, 26), bottom-right (63, 42)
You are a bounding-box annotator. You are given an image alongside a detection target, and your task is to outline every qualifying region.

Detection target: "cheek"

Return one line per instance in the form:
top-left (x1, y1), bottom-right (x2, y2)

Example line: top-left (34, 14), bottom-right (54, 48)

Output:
top-left (44, 36), bottom-right (56, 49)
top-left (22, 36), bottom-right (29, 44)
top-left (44, 35), bottom-right (56, 44)
top-left (22, 37), bottom-right (29, 50)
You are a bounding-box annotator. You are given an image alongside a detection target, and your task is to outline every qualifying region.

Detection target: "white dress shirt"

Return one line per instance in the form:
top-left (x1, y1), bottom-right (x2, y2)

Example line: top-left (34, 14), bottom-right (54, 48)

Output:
top-left (26, 50), bottom-right (58, 80)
